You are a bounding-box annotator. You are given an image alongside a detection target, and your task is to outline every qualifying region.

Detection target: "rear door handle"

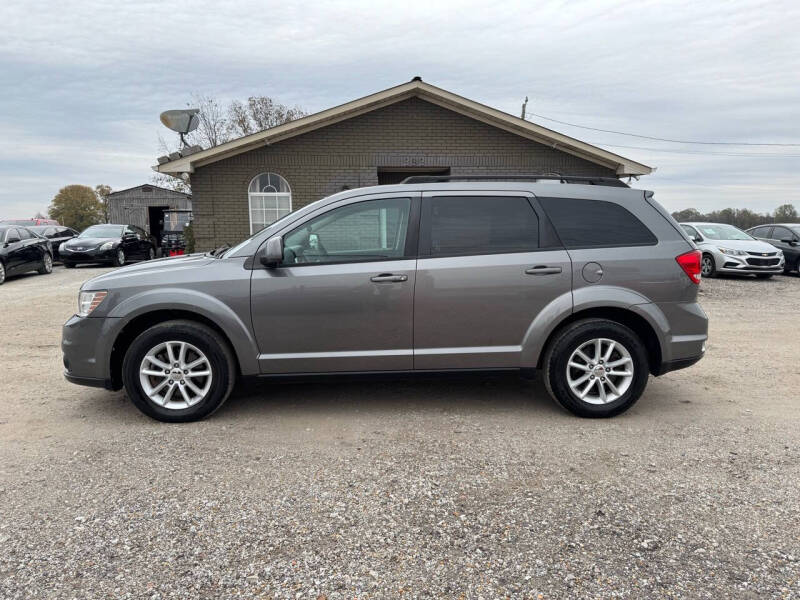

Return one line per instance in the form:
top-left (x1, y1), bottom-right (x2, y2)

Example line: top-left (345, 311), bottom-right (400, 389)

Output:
top-left (525, 266), bottom-right (562, 275)
top-left (370, 273), bottom-right (408, 283)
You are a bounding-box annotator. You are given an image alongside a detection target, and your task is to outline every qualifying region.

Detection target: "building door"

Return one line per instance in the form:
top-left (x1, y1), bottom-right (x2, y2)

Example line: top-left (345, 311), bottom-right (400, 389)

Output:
top-left (250, 193), bottom-right (421, 374)
top-left (147, 205), bottom-right (169, 246)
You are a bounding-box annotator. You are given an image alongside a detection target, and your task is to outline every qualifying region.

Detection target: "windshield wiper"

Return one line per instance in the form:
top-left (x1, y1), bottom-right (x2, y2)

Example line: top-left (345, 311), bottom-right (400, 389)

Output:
top-left (208, 243), bottom-right (231, 258)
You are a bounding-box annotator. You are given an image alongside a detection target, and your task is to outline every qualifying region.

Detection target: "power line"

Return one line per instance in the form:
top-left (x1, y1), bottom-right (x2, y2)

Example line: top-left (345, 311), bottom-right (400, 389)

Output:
top-left (525, 112), bottom-right (800, 147)
top-left (588, 140), bottom-right (800, 158)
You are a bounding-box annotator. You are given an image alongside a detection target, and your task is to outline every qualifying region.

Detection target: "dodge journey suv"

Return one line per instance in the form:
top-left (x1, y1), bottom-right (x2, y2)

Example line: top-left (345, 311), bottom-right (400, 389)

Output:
top-left (62, 176), bottom-right (708, 422)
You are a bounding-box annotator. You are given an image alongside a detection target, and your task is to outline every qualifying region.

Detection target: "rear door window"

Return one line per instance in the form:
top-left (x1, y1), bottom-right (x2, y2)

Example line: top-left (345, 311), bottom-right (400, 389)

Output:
top-left (539, 197), bottom-right (657, 248)
top-left (426, 196), bottom-right (539, 256)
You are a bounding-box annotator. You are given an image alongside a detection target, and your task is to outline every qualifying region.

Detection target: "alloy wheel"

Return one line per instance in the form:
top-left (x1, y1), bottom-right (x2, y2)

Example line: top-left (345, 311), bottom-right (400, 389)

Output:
top-left (139, 341), bottom-right (213, 410)
top-left (0, 262), bottom-right (5, 284)
top-left (701, 256), bottom-right (714, 276)
top-left (117, 249), bottom-right (125, 265)
top-left (566, 338), bottom-right (634, 404)
top-left (43, 254), bottom-right (52, 273)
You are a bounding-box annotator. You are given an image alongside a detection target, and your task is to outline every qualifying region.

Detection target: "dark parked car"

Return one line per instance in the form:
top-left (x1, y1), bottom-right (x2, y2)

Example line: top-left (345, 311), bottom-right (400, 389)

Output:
top-left (28, 225), bottom-right (79, 260)
top-left (63, 176), bottom-right (707, 422)
top-left (0, 225), bottom-right (53, 285)
top-left (746, 223), bottom-right (800, 274)
top-left (60, 224), bottom-right (156, 268)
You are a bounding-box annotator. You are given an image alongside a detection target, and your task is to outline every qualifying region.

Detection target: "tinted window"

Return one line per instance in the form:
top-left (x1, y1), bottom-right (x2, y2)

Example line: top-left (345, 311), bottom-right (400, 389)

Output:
top-left (283, 197), bottom-right (411, 265)
top-left (749, 226), bottom-right (770, 238)
top-left (17, 228), bottom-right (33, 240)
top-left (540, 197), bottom-right (656, 248)
top-left (771, 227), bottom-right (790, 241)
top-left (5, 228), bottom-right (20, 242)
top-left (428, 196), bottom-right (538, 256)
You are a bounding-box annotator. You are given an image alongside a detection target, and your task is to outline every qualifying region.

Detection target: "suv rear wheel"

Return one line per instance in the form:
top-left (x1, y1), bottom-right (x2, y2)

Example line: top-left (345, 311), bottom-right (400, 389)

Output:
top-left (543, 319), bottom-right (649, 418)
top-left (122, 320), bottom-right (236, 422)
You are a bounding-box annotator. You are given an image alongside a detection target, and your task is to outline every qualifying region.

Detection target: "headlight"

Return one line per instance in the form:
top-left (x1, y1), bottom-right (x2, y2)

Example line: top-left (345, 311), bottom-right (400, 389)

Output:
top-left (59, 242), bottom-right (66, 251)
top-left (78, 290), bottom-right (108, 317)
top-left (100, 241), bottom-right (114, 251)
top-left (717, 247), bottom-right (747, 256)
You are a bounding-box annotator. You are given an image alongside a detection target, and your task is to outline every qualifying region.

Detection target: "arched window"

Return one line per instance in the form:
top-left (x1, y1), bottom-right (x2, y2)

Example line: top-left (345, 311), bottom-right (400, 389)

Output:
top-left (248, 173), bottom-right (292, 234)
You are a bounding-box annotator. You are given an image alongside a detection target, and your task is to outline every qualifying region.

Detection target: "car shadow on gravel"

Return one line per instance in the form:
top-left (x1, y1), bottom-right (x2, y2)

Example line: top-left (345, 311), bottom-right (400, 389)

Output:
top-left (218, 373), bottom-right (564, 420)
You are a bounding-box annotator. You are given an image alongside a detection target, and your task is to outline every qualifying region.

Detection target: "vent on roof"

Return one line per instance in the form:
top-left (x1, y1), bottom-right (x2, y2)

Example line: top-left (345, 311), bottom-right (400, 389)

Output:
top-left (142, 186), bottom-right (153, 193)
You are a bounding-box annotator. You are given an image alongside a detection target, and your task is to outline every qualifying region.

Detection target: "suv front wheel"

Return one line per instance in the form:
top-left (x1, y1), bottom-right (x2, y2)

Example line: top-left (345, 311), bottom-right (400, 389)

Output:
top-left (543, 319), bottom-right (649, 418)
top-left (122, 320), bottom-right (236, 422)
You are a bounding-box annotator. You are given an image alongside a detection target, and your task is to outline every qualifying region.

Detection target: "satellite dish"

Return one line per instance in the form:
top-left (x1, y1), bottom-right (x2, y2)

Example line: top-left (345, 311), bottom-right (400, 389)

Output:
top-left (160, 109), bottom-right (200, 134)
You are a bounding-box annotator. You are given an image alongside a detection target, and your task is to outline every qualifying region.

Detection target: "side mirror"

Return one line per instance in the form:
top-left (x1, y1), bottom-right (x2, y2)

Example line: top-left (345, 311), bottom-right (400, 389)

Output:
top-left (780, 238), bottom-right (797, 245)
top-left (693, 236), bottom-right (702, 243)
top-left (259, 236), bottom-right (284, 267)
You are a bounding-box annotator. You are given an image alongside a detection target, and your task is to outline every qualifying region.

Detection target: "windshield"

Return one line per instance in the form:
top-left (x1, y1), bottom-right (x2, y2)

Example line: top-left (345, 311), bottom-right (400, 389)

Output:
top-left (79, 225), bottom-right (123, 238)
top-left (694, 224), bottom-right (753, 241)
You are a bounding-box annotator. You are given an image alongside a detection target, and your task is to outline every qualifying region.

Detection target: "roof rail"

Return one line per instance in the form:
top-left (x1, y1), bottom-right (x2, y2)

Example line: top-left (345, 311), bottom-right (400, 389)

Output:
top-left (399, 174), bottom-right (630, 188)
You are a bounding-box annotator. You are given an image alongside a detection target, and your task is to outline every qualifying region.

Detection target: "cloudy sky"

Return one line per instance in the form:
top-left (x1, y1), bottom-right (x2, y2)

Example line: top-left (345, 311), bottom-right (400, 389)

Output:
top-left (1, 0), bottom-right (798, 218)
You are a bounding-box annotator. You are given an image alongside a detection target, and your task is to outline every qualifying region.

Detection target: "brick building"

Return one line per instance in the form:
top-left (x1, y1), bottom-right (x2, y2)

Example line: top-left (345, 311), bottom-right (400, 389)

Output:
top-left (155, 79), bottom-right (651, 251)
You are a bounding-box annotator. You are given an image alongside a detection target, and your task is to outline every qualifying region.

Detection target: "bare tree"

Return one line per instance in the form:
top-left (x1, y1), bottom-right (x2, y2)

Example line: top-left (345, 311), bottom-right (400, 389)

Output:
top-left (226, 97), bottom-right (306, 138)
top-left (154, 93), bottom-right (307, 193)
top-left (186, 93), bottom-right (230, 148)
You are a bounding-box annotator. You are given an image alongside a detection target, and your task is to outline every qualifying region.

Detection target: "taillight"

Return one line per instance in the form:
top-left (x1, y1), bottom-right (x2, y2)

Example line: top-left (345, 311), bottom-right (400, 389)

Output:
top-left (676, 250), bottom-right (702, 284)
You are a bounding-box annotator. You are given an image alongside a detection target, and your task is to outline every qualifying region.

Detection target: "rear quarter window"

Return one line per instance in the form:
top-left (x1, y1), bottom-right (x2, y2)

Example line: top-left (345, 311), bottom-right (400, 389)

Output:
top-left (539, 197), bottom-right (657, 248)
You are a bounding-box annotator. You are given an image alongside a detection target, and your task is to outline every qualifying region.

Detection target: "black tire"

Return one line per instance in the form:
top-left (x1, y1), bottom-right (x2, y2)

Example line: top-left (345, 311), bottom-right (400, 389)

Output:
top-left (543, 319), bottom-right (650, 418)
top-left (112, 248), bottom-right (125, 267)
top-left (755, 274), bottom-right (773, 279)
top-left (64, 261), bottom-right (75, 269)
top-left (38, 252), bottom-right (53, 275)
top-left (122, 320), bottom-right (236, 422)
top-left (701, 253), bottom-right (716, 278)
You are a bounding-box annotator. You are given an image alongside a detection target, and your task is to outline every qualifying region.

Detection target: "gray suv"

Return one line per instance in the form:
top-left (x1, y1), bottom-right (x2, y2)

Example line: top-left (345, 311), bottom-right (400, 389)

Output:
top-left (62, 176), bottom-right (708, 422)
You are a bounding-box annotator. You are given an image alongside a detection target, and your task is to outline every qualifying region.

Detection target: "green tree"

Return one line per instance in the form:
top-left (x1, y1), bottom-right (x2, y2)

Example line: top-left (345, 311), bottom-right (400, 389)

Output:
top-left (773, 203), bottom-right (798, 222)
top-left (95, 184), bottom-right (112, 223)
top-left (48, 185), bottom-right (103, 230)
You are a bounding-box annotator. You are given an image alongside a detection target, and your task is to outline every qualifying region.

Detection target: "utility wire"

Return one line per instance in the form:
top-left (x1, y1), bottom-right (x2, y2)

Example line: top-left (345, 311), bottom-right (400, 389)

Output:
top-left (525, 112), bottom-right (800, 147)
top-left (588, 141), bottom-right (800, 158)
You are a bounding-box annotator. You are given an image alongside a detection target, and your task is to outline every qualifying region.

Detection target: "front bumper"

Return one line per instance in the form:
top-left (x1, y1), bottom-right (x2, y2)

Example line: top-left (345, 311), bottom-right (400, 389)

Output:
top-left (60, 247), bottom-right (117, 263)
top-left (62, 314), bottom-right (121, 389)
top-left (713, 251), bottom-right (784, 274)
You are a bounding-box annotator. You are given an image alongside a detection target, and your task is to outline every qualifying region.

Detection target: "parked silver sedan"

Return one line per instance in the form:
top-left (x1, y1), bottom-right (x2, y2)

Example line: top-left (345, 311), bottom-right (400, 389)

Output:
top-left (680, 222), bottom-right (784, 279)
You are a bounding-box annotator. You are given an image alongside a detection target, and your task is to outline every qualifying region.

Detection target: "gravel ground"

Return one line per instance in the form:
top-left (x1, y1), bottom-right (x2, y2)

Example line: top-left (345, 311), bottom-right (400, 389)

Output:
top-left (1, 265), bottom-right (799, 599)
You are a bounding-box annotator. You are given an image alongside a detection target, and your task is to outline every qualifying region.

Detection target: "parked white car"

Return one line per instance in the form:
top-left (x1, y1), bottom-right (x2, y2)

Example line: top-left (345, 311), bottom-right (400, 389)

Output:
top-left (680, 222), bottom-right (784, 279)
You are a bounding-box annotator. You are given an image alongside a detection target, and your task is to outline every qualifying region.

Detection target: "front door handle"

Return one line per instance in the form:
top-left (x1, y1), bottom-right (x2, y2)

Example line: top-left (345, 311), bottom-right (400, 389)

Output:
top-left (525, 265), bottom-right (562, 275)
top-left (370, 273), bottom-right (408, 283)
